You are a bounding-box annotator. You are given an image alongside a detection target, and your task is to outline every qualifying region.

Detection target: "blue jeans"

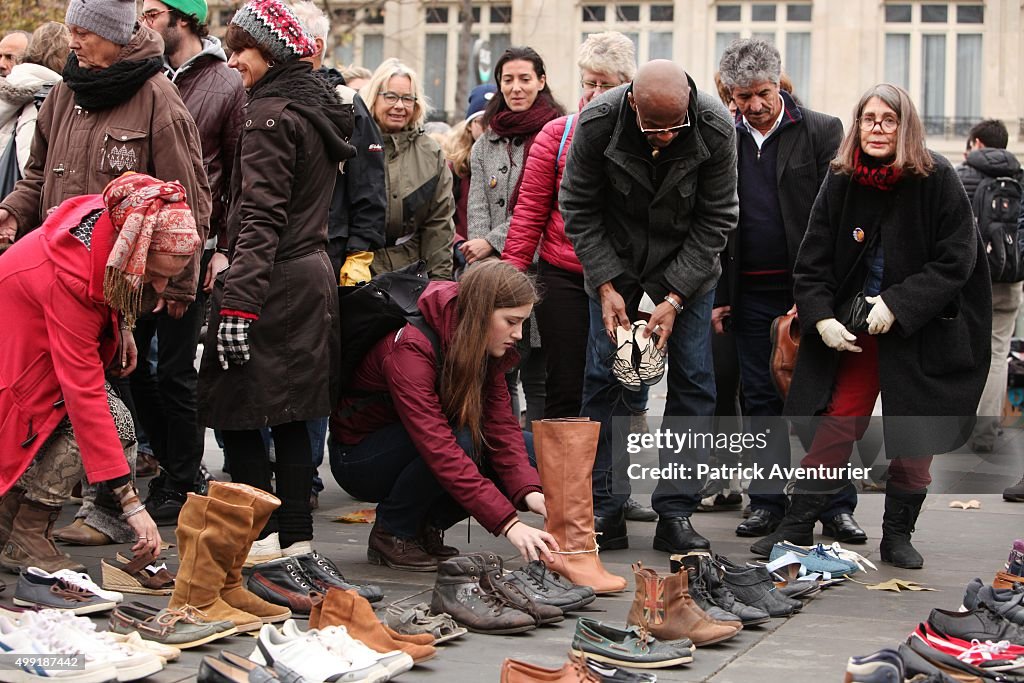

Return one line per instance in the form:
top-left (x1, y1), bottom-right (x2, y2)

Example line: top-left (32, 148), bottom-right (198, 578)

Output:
top-left (735, 289), bottom-right (856, 519)
top-left (306, 417), bottom-right (328, 495)
top-left (582, 289), bottom-right (715, 518)
top-left (329, 424), bottom-right (536, 538)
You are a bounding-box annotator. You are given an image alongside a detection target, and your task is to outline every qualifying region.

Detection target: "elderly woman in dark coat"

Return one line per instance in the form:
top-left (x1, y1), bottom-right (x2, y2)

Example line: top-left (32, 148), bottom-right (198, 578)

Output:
top-left (198, 0), bottom-right (354, 573)
top-left (750, 84), bottom-right (990, 568)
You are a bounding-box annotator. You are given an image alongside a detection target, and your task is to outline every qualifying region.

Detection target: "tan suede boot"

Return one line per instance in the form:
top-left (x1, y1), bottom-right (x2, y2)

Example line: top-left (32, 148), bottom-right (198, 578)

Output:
top-left (318, 589), bottom-right (435, 663)
top-left (533, 418), bottom-right (627, 594)
top-left (626, 562), bottom-right (740, 646)
top-left (205, 481), bottom-right (292, 624)
top-left (168, 493), bottom-right (262, 632)
top-left (0, 492), bottom-right (85, 573)
top-left (0, 488), bottom-right (26, 548)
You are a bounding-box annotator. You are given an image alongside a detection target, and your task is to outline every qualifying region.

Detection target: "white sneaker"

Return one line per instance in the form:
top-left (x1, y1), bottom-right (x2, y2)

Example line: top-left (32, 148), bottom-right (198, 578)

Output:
top-left (282, 620), bottom-right (413, 678)
top-left (250, 623), bottom-right (390, 683)
top-left (105, 632), bottom-right (181, 664)
top-left (280, 540), bottom-right (313, 557)
top-left (23, 610), bottom-right (164, 682)
top-left (245, 532), bottom-right (283, 567)
top-left (0, 615), bottom-right (118, 683)
top-left (37, 567), bottom-right (124, 603)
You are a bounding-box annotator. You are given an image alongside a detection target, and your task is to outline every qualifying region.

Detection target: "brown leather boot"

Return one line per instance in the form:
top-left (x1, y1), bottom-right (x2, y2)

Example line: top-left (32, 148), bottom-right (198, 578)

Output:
top-left (0, 488), bottom-right (25, 548)
top-left (367, 521), bottom-right (437, 571)
top-left (418, 524), bottom-right (459, 558)
top-left (501, 652), bottom-right (600, 683)
top-left (0, 493), bottom-right (85, 573)
top-left (53, 519), bottom-right (113, 546)
top-left (318, 589), bottom-right (436, 663)
top-left (533, 418), bottom-right (627, 594)
top-left (168, 493), bottom-right (262, 632)
top-left (626, 562), bottom-right (740, 646)
top-left (206, 481), bottom-right (292, 624)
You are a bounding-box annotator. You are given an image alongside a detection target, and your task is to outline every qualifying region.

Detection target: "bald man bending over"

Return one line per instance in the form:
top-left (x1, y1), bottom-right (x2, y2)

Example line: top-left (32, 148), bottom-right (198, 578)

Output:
top-left (560, 60), bottom-right (738, 554)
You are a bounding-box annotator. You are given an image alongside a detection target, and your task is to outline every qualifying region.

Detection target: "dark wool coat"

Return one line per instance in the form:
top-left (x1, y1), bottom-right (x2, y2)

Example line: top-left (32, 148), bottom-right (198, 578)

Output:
top-left (785, 152), bottom-right (991, 458)
top-left (198, 62), bottom-right (355, 430)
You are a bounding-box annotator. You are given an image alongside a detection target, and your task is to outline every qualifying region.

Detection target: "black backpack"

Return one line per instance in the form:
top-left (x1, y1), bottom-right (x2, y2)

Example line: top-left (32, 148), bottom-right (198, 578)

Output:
top-left (336, 260), bottom-right (441, 395)
top-left (973, 174), bottom-right (1024, 282)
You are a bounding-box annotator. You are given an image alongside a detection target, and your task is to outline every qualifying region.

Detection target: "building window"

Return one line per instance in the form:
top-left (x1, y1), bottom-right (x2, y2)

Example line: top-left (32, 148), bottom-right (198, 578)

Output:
top-left (363, 7), bottom-right (385, 24)
top-left (424, 34), bottom-right (448, 113)
top-left (458, 6), bottom-right (481, 23)
top-left (582, 5), bottom-right (606, 22)
top-left (717, 5), bottom-right (741, 22)
top-left (921, 4), bottom-right (948, 22)
top-left (786, 4), bottom-right (812, 21)
top-left (362, 34), bottom-right (384, 70)
top-left (577, 3), bottom-right (675, 68)
top-left (650, 5), bottom-right (674, 21)
top-left (921, 34), bottom-right (946, 129)
top-left (425, 7), bottom-right (448, 23)
top-left (885, 4), bottom-right (912, 22)
top-left (751, 4), bottom-right (777, 22)
top-left (884, 33), bottom-right (910, 90)
top-left (649, 31), bottom-right (673, 59)
top-left (490, 6), bottom-right (512, 23)
top-left (616, 5), bottom-right (640, 22)
top-left (955, 33), bottom-right (982, 120)
top-left (956, 5), bottom-right (983, 23)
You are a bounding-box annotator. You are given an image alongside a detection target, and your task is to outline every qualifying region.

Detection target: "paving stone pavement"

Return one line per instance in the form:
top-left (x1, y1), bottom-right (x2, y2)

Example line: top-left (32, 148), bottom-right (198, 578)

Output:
top-left (4, 420), bottom-right (1021, 683)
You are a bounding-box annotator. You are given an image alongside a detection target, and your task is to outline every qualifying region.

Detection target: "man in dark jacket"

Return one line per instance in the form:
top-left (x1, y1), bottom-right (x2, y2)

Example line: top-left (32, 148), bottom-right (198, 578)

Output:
top-left (292, 0), bottom-right (387, 509)
top-left (715, 39), bottom-right (866, 544)
top-left (561, 60), bottom-right (738, 553)
top-left (132, 0), bottom-right (244, 524)
top-left (957, 120), bottom-right (1024, 467)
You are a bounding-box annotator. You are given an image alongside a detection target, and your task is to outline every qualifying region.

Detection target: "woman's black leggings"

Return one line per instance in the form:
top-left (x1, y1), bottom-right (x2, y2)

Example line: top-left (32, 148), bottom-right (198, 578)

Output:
top-left (221, 421), bottom-right (313, 547)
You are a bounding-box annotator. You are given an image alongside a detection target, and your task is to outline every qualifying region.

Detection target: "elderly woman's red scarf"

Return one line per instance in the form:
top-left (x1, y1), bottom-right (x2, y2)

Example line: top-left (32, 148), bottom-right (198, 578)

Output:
top-left (851, 148), bottom-right (902, 191)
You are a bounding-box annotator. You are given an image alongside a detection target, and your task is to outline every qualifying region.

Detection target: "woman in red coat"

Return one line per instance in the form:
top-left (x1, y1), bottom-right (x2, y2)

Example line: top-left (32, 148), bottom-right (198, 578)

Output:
top-left (0, 173), bottom-right (199, 571)
top-left (330, 261), bottom-right (556, 571)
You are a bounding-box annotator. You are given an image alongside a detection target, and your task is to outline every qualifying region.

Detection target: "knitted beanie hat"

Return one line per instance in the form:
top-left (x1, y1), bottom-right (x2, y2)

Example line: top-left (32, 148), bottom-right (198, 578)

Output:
top-left (230, 0), bottom-right (315, 64)
top-left (65, 0), bottom-right (136, 46)
top-left (162, 0), bottom-right (208, 24)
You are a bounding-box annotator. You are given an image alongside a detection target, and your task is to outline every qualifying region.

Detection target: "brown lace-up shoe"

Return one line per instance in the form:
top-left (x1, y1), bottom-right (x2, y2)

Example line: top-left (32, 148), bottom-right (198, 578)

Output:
top-left (367, 521), bottom-right (438, 572)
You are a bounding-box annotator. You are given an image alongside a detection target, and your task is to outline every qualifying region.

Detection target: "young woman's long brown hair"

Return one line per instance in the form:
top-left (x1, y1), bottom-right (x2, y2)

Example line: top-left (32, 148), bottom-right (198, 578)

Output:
top-left (441, 261), bottom-right (539, 450)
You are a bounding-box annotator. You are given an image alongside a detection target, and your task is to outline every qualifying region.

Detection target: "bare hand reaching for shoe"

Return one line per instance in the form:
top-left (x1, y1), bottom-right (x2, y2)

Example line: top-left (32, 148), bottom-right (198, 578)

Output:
top-left (504, 519), bottom-right (558, 564)
top-left (126, 509), bottom-right (162, 557)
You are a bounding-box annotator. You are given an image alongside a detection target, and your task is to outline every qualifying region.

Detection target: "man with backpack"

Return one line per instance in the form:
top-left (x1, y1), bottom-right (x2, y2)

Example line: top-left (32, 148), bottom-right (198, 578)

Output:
top-left (956, 119), bottom-right (1024, 455)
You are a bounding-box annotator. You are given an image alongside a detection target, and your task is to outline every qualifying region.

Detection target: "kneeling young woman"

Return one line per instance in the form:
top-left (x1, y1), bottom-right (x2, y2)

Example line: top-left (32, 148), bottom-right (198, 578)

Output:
top-left (330, 261), bottom-right (556, 570)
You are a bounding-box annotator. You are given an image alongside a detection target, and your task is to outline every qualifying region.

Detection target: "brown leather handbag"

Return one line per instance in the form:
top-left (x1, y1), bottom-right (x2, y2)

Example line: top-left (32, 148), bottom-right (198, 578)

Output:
top-left (770, 312), bottom-right (800, 399)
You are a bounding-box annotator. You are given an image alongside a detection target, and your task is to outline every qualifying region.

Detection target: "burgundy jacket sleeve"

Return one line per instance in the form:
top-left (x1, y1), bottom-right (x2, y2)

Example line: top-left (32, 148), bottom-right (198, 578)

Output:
top-left (479, 361), bottom-right (542, 508)
top-left (502, 118), bottom-right (564, 271)
top-left (383, 329), bottom-right (519, 534)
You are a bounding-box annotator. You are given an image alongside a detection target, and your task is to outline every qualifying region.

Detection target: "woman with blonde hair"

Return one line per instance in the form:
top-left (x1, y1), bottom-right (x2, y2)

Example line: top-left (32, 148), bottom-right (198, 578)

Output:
top-left (752, 84), bottom-right (991, 569)
top-left (330, 260), bottom-right (555, 572)
top-left (360, 58), bottom-right (454, 279)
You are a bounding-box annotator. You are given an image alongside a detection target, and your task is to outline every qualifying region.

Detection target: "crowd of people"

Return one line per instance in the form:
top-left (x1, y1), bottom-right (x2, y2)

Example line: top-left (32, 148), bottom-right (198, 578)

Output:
top-left (0, 0), bottom-right (1021, 606)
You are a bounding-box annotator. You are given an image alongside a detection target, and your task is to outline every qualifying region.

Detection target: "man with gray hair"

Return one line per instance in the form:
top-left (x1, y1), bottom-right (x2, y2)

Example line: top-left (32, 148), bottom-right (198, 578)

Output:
top-left (561, 60), bottom-right (738, 553)
top-left (0, 30), bottom-right (30, 77)
top-left (715, 38), bottom-right (865, 546)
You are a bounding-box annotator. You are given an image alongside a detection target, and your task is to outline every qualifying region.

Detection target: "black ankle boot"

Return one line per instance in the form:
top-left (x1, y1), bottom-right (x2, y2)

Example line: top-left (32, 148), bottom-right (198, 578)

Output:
top-left (879, 491), bottom-right (925, 569)
top-left (749, 492), bottom-right (833, 557)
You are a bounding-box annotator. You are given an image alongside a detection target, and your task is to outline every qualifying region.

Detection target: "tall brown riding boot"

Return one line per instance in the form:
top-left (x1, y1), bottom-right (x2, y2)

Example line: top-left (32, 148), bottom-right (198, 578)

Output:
top-left (0, 492), bottom-right (85, 573)
top-left (168, 493), bottom-right (262, 632)
top-left (206, 481), bottom-right (292, 623)
top-left (317, 589), bottom-right (436, 664)
top-left (533, 418), bottom-right (627, 594)
top-left (626, 562), bottom-right (740, 646)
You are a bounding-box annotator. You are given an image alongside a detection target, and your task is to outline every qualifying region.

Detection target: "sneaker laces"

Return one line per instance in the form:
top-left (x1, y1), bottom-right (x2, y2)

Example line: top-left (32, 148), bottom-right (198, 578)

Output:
top-left (513, 564), bottom-right (551, 594)
top-left (310, 552), bottom-right (351, 584)
top-left (958, 639), bottom-right (1014, 664)
top-left (284, 562), bottom-right (316, 592)
top-left (49, 569), bottom-right (122, 603)
top-left (816, 542), bottom-right (876, 572)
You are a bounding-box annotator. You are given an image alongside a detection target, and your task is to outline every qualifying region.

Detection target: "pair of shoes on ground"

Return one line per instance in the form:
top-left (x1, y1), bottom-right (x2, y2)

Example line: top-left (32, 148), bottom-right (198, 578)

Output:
top-left (364, 520), bottom-right (460, 572)
top-left (572, 616), bottom-right (695, 669)
top-left (431, 553), bottom-right (595, 635)
top-left (670, 552), bottom-right (772, 627)
top-left (109, 601), bottom-right (236, 649)
top-left (596, 510), bottom-right (711, 554)
top-left (736, 508), bottom-right (867, 545)
top-left (246, 546), bottom-right (383, 615)
top-left (13, 567), bottom-right (122, 614)
top-left (250, 619), bottom-right (414, 683)
top-left (502, 651), bottom-right (658, 682)
top-left (197, 650), bottom-right (296, 683)
top-left (1, 609), bottom-right (166, 682)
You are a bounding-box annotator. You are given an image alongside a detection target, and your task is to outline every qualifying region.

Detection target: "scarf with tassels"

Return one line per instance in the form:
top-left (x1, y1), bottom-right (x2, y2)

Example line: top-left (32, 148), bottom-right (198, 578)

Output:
top-left (851, 148), bottom-right (902, 191)
top-left (101, 173), bottom-right (200, 326)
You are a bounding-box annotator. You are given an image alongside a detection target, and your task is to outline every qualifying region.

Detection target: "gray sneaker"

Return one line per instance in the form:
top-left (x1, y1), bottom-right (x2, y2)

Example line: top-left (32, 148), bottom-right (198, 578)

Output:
top-left (961, 577), bottom-right (1024, 625)
top-left (13, 569), bottom-right (117, 615)
top-left (108, 603), bottom-right (235, 648)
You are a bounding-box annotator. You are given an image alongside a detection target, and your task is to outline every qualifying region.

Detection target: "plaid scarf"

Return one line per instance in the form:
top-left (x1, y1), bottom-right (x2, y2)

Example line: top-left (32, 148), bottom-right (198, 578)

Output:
top-left (851, 148), bottom-right (902, 191)
top-left (101, 173), bottom-right (200, 326)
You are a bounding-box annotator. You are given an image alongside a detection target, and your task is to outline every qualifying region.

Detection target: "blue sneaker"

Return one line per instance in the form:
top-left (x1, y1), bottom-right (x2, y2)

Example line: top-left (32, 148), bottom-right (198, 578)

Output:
top-left (768, 542), bottom-right (858, 577)
top-left (846, 648), bottom-right (904, 682)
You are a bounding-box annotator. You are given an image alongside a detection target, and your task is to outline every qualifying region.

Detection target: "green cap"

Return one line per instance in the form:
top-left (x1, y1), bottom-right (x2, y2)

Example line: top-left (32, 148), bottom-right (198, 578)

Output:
top-left (163, 0), bottom-right (208, 24)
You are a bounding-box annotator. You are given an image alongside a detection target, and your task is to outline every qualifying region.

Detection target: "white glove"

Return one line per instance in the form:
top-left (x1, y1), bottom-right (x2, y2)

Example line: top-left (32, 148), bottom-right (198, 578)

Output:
top-left (816, 318), bottom-right (862, 353)
top-left (864, 295), bottom-right (895, 335)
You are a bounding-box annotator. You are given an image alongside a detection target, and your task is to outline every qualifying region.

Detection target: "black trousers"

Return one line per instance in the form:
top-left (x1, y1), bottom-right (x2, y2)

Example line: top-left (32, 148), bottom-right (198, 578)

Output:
top-left (129, 255), bottom-right (207, 493)
top-left (222, 421), bottom-right (313, 547)
top-left (535, 260), bottom-right (590, 419)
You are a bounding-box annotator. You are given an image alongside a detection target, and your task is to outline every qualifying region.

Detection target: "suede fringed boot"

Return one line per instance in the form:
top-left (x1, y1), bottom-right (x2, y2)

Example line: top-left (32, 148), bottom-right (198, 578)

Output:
top-left (533, 418), bottom-right (627, 594)
top-left (206, 481), bottom-right (292, 623)
top-left (168, 493), bottom-right (262, 632)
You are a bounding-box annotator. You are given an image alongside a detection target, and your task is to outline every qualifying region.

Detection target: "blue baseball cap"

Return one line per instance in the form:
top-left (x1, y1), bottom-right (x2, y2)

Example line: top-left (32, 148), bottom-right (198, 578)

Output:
top-left (466, 83), bottom-right (497, 122)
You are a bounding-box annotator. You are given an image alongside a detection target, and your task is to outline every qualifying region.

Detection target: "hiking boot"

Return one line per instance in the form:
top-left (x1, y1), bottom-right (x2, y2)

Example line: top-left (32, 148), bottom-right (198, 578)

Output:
top-left (246, 557), bottom-right (320, 615)
top-left (293, 551), bottom-right (383, 603)
top-left (0, 493), bottom-right (85, 574)
top-left (719, 564), bottom-right (801, 618)
top-left (418, 525), bottom-right (459, 558)
top-left (367, 521), bottom-right (437, 572)
top-left (144, 480), bottom-right (186, 527)
top-left (571, 617), bottom-right (693, 669)
top-left (623, 498), bottom-right (657, 522)
top-left (652, 516), bottom-right (710, 553)
top-left (1004, 475), bottom-right (1024, 502)
top-left (430, 556), bottom-right (536, 634)
top-left (468, 552), bottom-right (564, 625)
top-left (506, 561), bottom-right (596, 612)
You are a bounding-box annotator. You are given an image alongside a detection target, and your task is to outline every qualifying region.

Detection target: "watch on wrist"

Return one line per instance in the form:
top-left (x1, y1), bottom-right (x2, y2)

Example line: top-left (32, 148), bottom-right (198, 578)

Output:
top-left (664, 294), bottom-right (684, 314)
